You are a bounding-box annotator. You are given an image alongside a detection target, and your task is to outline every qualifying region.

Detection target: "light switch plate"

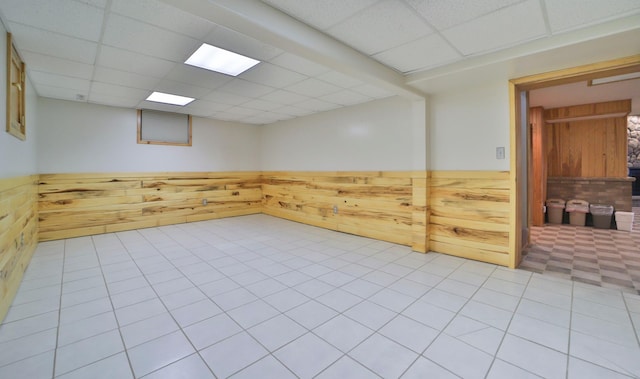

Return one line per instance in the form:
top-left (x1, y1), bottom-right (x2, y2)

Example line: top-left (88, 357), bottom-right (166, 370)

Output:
top-left (496, 147), bottom-right (505, 159)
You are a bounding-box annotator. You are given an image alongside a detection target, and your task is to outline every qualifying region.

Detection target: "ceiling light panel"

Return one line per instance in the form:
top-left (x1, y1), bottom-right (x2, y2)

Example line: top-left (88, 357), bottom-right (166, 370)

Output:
top-left (185, 43), bottom-right (260, 76)
top-left (146, 91), bottom-right (195, 106)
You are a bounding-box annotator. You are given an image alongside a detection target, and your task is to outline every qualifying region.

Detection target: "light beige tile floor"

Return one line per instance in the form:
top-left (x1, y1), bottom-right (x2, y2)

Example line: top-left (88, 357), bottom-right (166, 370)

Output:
top-left (1, 214), bottom-right (639, 378)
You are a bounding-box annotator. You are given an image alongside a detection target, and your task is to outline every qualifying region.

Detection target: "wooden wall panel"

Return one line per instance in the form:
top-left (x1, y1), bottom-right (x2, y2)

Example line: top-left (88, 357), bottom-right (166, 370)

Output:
top-left (530, 107), bottom-right (546, 226)
top-left (429, 171), bottom-right (511, 266)
top-left (0, 175), bottom-right (39, 322)
top-left (262, 171), bottom-right (424, 248)
top-left (38, 172), bottom-right (262, 241)
top-left (545, 100), bottom-right (630, 178)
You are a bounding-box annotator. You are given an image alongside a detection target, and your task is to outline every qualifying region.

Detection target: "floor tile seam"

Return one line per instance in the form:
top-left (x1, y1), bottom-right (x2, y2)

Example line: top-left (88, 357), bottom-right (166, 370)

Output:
top-left (49, 239), bottom-right (71, 378)
top-left (112, 239), bottom-right (224, 377)
top-left (312, 352), bottom-right (383, 379)
top-left (566, 335), bottom-right (640, 378)
top-left (483, 269), bottom-right (555, 379)
top-left (92, 234), bottom-right (139, 379)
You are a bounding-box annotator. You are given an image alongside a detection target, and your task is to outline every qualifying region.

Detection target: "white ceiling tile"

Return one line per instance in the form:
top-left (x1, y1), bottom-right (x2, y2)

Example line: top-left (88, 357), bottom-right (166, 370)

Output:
top-left (21, 51), bottom-right (94, 80)
top-left (154, 79), bottom-right (212, 99)
top-left (274, 105), bottom-right (315, 117)
top-left (442, 0), bottom-right (547, 55)
top-left (110, 0), bottom-right (215, 39)
top-left (28, 71), bottom-right (90, 92)
top-left (373, 34), bottom-right (462, 73)
top-left (223, 106), bottom-right (263, 117)
top-left (405, 0), bottom-right (524, 30)
top-left (34, 84), bottom-right (87, 102)
top-left (285, 78), bottom-right (341, 97)
top-left (238, 63), bottom-right (307, 89)
top-left (327, 0), bottom-right (433, 55)
top-left (202, 91), bottom-right (253, 106)
top-left (269, 53), bottom-right (330, 77)
top-left (2, 0), bottom-right (104, 41)
top-left (351, 83), bottom-right (394, 99)
top-left (295, 98), bottom-right (341, 112)
top-left (218, 79), bottom-right (276, 98)
top-left (165, 64), bottom-right (233, 89)
top-left (90, 82), bottom-right (150, 99)
top-left (76, 0), bottom-right (109, 8)
top-left (203, 26), bottom-right (283, 61)
top-left (241, 111), bottom-right (288, 125)
top-left (93, 67), bottom-right (160, 90)
top-left (261, 0), bottom-right (379, 30)
top-left (320, 90), bottom-right (371, 106)
top-left (260, 89), bottom-right (309, 105)
top-left (8, 23), bottom-right (98, 64)
top-left (183, 100), bottom-right (232, 116)
top-left (97, 46), bottom-right (176, 78)
top-left (242, 99), bottom-right (285, 111)
top-left (102, 14), bottom-right (199, 62)
top-left (88, 93), bottom-right (140, 108)
top-left (544, 0), bottom-right (640, 33)
top-left (317, 71), bottom-right (364, 89)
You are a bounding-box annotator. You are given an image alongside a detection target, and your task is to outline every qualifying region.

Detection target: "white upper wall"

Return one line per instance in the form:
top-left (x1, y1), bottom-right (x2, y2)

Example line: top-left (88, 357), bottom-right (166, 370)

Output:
top-left (37, 98), bottom-right (261, 173)
top-left (0, 22), bottom-right (39, 179)
top-left (430, 81), bottom-right (510, 171)
top-left (259, 96), bottom-right (418, 171)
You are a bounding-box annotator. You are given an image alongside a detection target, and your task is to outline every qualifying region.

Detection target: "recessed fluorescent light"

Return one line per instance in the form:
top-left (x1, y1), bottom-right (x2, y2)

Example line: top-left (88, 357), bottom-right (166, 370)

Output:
top-left (146, 91), bottom-right (195, 106)
top-left (588, 72), bottom-right (640, 86)
top-left (185, 43), bottom-right (260, 76)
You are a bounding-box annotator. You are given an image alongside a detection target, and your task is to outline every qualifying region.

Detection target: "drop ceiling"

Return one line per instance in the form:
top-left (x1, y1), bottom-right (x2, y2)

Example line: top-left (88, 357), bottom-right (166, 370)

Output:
top-left (0, 0), bottom-right (639, 124)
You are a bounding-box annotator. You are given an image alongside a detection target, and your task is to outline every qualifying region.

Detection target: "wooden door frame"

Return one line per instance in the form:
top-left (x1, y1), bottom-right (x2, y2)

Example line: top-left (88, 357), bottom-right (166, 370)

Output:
top-left (508, 54), bottom-right (640, 269)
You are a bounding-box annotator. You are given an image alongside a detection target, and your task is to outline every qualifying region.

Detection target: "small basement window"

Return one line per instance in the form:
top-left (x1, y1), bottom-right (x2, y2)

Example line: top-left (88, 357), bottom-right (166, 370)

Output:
top-left (137, 109), bottom-right (192, 146)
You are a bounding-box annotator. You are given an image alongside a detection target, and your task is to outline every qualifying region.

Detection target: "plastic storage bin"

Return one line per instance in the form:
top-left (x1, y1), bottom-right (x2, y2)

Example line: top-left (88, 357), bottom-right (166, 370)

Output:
top-left (546, 199), bottom-right (565, 224)
top-left (590, 204), bottom-right (614, 229)
top-left (565, 199), bottom-right (589, 226)
top-left (615, 211), bottom-right (634, 231)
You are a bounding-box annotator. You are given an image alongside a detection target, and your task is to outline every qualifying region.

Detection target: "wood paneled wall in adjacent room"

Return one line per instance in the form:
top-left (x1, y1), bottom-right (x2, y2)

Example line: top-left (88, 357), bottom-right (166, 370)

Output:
top-left (38, 172), bottom-right (262, 241)
top-left (0, 175), bottom-right (39, 322)
top-left (545, 100), bottom-right (630, 178)
top-left (262, 171), bottom-right (427, 250)
top-left (429, 171), bottom-right (511, 267)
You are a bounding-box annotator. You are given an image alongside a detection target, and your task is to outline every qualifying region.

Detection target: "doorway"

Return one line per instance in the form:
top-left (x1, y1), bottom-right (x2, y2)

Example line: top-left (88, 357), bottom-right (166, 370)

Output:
top-left (508, 55), bottom-right (640, 270)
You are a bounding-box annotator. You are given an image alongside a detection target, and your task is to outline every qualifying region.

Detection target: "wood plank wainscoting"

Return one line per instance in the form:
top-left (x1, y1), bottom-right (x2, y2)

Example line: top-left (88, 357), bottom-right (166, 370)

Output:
top-left (429, 171), bottom-right (511, 267)
top-left (0, 175), bottom-right (39, 321)
top-left (261, 171), bottom-right (428, 251)
top-left (38, 172), bottom-right (263, 241)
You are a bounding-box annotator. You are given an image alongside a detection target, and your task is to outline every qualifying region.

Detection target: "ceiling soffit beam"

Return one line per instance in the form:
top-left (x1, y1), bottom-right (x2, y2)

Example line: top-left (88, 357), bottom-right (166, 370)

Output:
top-left (406, 14), bottom-right (640, 88)
top-left (159, 0), bottom-right (426, 100)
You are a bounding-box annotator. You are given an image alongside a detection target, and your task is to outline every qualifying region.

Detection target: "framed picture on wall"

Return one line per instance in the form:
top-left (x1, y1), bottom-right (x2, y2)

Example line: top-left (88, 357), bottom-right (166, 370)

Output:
top-left (6, 32), bottom-right (26, 140)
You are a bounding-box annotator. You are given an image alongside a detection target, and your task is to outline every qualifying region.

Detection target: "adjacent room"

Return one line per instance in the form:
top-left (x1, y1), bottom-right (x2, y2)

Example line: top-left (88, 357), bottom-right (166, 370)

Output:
top-left (1, 1), bottom-right (639, 378)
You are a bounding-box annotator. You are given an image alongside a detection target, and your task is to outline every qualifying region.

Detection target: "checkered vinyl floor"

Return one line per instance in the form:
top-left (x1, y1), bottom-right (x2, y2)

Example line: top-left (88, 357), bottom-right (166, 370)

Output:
top-left (521, 207), bottom-right (640, 294)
